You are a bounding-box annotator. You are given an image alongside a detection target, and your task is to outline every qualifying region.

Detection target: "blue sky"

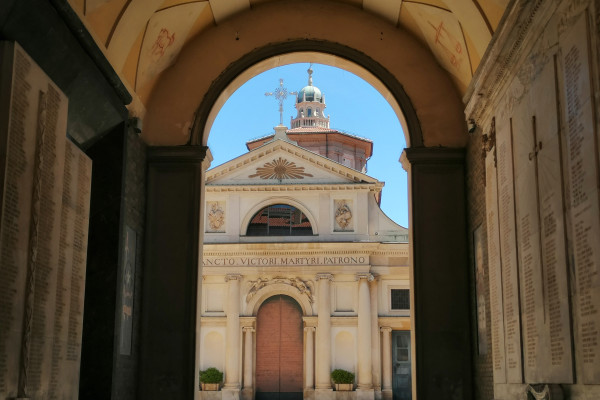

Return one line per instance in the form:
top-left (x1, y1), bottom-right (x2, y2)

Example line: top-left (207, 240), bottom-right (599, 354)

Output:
top-left (208, 63), bottom-right (409, 228)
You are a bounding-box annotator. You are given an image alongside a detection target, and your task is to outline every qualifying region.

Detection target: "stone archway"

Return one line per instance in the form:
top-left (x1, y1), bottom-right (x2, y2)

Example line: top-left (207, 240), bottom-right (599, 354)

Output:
top-left (141, 4), bottom-right (472, 399)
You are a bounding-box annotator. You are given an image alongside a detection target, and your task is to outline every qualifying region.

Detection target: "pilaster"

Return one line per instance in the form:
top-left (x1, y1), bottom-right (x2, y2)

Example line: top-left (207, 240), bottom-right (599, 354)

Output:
top-left (405, 147), bottom-right (472, 400)
top-left (139, 145), bottom-right (207, 400)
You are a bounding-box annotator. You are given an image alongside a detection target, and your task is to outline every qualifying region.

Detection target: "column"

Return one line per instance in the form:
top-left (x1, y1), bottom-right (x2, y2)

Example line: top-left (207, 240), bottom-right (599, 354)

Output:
top-left (305, 326), bottom-right (316, 389)
top-left (381, 327), bottom-right (392, 392)
top-left (370, 278), bottom-right (381, 391)
top-left (315, 273), bottom-right (333, 390)
top-left (242, 327), bottom-right (254, 389)
top-left (224, 274), bottom-right (242, 389)
top-left (357, 273), bottom-right (373, 390)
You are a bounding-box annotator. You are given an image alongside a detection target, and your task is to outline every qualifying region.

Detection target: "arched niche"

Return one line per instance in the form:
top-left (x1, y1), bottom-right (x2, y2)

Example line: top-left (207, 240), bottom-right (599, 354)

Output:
top-left (142, 0), bottom-right (467, 149)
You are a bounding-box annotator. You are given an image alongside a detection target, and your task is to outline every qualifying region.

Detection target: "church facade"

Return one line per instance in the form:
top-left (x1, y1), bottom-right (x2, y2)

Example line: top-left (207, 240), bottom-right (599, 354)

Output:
top-left (199, 72), bottom-right (410, 400)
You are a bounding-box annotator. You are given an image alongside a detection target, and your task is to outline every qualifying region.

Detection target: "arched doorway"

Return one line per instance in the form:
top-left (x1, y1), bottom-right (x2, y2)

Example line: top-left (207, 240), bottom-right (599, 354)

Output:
top-left (141, 5), bottom-right (472, 398)
top-left (255, 295), bottom-right (303, 400)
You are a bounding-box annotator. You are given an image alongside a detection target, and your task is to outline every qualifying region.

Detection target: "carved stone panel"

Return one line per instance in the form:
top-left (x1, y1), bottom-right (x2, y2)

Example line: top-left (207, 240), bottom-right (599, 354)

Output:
top-left (333, 199), bottom-right (353, 232)
top-left (206, 201), bottom-right (226, 233)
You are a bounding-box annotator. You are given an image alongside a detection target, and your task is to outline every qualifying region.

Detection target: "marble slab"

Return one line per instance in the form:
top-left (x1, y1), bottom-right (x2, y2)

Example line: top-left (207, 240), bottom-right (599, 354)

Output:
top-left (511, 36), bottom-right (573, 383)
top-left (0, 41), bottom-right (92, 399)
top-left (560, 12), bottom-right (600, 384)
top-left (495, 116), bottom-right (524, 383)
top-left (485, 150), bottom-right (507, 384)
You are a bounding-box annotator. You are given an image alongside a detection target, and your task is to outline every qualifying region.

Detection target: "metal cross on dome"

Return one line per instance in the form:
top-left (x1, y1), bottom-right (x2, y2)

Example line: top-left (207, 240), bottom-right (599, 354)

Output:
top-left (265, 78), bottom-right (297, 126)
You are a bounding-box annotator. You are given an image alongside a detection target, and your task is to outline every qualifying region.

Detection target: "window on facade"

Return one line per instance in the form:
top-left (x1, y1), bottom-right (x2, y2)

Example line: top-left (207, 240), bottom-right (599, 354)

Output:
top-left (391, 289), bottom-right (410, 310)
top-left (307, 108), bottom-right (312, 117)
top-left (246, 204), bottom-right (313, 236)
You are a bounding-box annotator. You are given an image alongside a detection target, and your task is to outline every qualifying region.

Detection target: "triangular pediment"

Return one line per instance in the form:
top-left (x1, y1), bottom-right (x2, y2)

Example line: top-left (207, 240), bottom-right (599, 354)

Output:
top-left (206, 139), bottom-right (379, 186)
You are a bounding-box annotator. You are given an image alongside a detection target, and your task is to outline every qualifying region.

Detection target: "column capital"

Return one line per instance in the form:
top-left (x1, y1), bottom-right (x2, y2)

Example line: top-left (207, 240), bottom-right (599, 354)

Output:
top-left (316, 273), bottom-right (333, 281)
top-left (242, 326), bottom-right (255, 333)
top-left (225, 273), bottom-right (243, 282)
top-left (380, 326), bottom-right (392, 333)
top-left (356, 272), bottom-right (374, 282)
top-left (304, 326), bottom-right (316, 333)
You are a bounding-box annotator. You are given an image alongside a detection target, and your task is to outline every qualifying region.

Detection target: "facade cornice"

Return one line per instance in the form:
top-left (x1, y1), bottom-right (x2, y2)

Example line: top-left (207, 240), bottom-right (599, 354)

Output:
top-left (378, 317), bottom-right (411, 330)
top-left (464, 0), bottom-right (561, 127)
top-left (205, 182), bottom-right (383, 193)
top-left (202, 242), bottom-right (408, 258)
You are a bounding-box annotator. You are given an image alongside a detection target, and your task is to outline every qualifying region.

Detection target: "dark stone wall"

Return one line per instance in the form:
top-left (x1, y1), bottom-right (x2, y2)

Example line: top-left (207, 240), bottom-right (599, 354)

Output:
top-left (405, 147), bottom-right (473, 400)
top-left (112, 128), bottom-right (147, 399)
top-left (79, 125), bottom-right (146, 400)
top-left (0, 0), bottom-right (128, 147)
top-left (465, 129), bottom-right (494, 399)
top-left (139, 146), bottom-right (205, 400)
top-left (80, 126), bottom-right (124, 400)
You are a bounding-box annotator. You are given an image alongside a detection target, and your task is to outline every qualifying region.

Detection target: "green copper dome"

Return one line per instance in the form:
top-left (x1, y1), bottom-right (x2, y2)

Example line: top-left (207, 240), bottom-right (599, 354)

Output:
top-left (297, 85), bottom-right (322, 103)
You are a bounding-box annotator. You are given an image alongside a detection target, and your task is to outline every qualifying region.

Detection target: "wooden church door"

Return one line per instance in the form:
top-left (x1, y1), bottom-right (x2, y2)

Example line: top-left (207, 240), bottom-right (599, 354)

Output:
top-left (255, 295), bottom-right (303, 400)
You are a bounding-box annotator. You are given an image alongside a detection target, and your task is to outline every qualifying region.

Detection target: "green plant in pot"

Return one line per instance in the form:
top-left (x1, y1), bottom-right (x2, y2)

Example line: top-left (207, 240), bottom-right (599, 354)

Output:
top-left (199, 367), bottom-right (223, 391)
top-left (331, 369), bottom-right (355, 391)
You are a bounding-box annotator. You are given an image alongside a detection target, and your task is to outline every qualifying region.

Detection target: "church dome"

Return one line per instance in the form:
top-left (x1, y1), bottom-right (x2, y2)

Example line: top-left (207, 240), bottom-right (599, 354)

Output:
top-left (297, 85), bottom-right (322, 103)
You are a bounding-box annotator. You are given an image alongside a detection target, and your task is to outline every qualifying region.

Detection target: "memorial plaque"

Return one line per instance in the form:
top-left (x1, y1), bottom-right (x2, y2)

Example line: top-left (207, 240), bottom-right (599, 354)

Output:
top-left (0, 42), bottom-right (92, 399)
top-left (512, 89), bottom-right (546, 384)
top-left (64, 145), bottom-right (91, 395)
top-left (28, 81), bottom-right (68, 397)
top-left (530, 56), bottom-right (573, 383)
top-left (495, 116), bottom-right (524, 383)
top-left (0, 41), bottom-right (67, 399)
top-left (120, 226), bottom-right (137, 356)
top-left (474, 225), bottom-right (488, 356)
top-left (560, 12), bottom-right (600, 384)
top-left (485, 151), bottom-right (507, 383)
top-left (512, 43), bottom-right (573, 383)
top-left (48, 140), bottom-right (91, 398)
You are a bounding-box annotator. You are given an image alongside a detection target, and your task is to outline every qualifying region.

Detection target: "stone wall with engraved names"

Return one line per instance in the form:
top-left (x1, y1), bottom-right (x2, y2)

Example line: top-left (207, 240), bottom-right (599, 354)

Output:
top-left (0, 41), bottom-right (92, 400)
top-left (466, 1), bottom-right (600, 398)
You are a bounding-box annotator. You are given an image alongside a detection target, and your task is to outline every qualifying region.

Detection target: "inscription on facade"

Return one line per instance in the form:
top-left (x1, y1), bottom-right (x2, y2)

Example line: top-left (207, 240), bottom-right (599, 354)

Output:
top-left (203, 255), bottom-right (368, 267)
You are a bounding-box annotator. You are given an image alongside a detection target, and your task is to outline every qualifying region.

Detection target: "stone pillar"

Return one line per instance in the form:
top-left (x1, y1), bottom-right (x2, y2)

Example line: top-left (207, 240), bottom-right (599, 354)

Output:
top-left (356, 273), bottom-right (374, 399)
top-left (315, 273), bottom-right (333, 392)
top-left (242, 327), bottom-right (254, 391)
top-left (404, 148), bottom-right (472, 400)
top-left (140, 146), bottom-right (206, 400)
top-left (370, 278), bottom-right (381, 392)
top-left (381, 327), bottom-right (393, 395)
top-left (305, 326), bottom-right (316, 389)
top-left (224, 274), bottom-right (242, 395)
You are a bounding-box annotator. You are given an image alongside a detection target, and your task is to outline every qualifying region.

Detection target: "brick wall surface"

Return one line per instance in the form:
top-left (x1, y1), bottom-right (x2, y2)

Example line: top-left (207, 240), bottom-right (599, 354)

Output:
top-left (466, 128), bottom-right (494, 400)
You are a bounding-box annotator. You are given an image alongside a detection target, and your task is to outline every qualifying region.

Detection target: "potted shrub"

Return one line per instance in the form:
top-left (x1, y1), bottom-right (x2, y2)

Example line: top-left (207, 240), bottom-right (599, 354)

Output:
top-left (199, 367), bottom-right (223, 391)
top-left (331, 369), bottom-right (355, 391)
